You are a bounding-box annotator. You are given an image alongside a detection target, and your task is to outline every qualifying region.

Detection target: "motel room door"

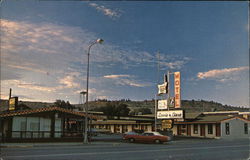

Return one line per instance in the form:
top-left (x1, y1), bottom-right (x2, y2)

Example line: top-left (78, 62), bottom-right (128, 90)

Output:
top-left (177, 125), bottom-right (182, 135)
top-left (200, 124), bottom-right (205, 137)
top-left (187, 125), bottom-right (191, 136)
top-left (216, 124), bottom-right (221, 137)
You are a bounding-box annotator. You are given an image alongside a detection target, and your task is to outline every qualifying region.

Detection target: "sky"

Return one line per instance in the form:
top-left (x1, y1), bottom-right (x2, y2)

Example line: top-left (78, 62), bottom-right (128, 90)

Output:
top-left (0, 1), bottom-right (249, 107)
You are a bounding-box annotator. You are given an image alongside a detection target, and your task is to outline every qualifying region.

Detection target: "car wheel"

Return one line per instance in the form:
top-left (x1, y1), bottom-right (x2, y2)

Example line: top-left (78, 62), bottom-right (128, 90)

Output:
top-left (129, 138), bottom-right (135, 143)
top-left (154, 139), bottom-right (161, 144)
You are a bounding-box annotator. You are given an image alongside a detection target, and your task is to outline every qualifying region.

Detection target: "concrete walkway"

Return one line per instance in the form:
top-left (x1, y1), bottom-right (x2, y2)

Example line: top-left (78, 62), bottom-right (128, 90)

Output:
top-left (0, 141), bottom-right (123, 148)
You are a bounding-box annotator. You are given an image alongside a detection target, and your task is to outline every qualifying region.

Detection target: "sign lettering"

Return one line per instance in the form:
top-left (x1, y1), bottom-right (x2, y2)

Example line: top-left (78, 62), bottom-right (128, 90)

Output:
top-left (174, 72), bottom-right (181, 108)
top-left (157, 110), bottom-right (184, 119)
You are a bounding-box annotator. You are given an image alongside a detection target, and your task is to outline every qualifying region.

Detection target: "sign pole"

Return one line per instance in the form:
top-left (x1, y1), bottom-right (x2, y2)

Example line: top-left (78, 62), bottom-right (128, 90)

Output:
top-left (154, 94), bottom-right (157, 131)
top-left (167, 71), bottom-right (170, 111)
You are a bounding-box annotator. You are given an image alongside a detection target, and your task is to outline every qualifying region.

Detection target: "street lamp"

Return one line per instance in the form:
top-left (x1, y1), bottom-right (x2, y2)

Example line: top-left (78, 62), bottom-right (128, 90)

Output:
top-left (80, 91), bottom-right (87, 111)
top-left (84, 38), bottom-right (104, 144)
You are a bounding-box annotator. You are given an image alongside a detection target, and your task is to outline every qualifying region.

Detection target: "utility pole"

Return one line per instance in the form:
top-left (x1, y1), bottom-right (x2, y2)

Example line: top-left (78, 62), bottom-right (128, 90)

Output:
top-left (154, 52), bottom-right (161, 131)
top-left (167, 71), bottom-right (170, 111)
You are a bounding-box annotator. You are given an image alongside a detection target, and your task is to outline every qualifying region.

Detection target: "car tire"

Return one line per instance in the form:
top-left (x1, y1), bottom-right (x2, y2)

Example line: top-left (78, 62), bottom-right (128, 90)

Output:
top-left (129, 138), bottom-right (135, 143)
top-left (154, 139), bottom-right (161, 144)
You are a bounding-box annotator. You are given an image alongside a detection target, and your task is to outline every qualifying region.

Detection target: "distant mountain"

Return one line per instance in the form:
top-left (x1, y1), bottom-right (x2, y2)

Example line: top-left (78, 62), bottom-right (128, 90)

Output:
top-left (87, 99), bottom-right (249, 113)
top-left (0, 99), bottom-right (248, 113)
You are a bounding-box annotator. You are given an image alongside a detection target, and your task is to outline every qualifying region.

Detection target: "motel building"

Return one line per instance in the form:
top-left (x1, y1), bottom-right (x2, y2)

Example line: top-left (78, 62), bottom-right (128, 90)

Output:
top-left (92, 120), bottom-right (153, 133)
top-left (172, 111), bottom-right (250, 139)
top-left (0, 106), bottom-right (100, 142)
top-left (1, 100), bottom-right (249, 142)
top-left (91, 110), bottom-right (250, 140)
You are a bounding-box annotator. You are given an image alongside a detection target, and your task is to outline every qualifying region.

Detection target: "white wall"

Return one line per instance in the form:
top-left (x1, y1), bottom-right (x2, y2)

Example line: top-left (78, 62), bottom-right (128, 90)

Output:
top-left (221, 118), bottom-right (250, 139)
top-left (172, 124), bottom-right (218, 138)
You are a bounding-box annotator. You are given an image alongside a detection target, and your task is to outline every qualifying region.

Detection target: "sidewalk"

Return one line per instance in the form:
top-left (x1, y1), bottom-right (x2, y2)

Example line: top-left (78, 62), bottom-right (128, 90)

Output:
top-left (0, 141), bottom-right (123, 148)
top-left (0, 134), bottom-right (124, 148)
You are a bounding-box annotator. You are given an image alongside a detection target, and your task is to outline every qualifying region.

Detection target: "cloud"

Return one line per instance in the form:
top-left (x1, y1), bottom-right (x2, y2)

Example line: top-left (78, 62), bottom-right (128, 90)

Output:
top-left (197, 66), bottom-right (249, 82)
top-left (103, 74), bottom-right (131, 79)
top-left (89, 3), bottom-right (122, 19)
top-left (2, 19), bottom-right (189, 73)
top-left (103, 74), bottom-right (152, 87)
top-left (59, 72), bottom-right (80, 89)
top-left (2, 80), bottom-right (56, 92)
top-left (7, 64), bottom-right (48, 75)
top-left (1, 19), bottom-right (189, 102)
top-left (158, 55), bottom-right (191, 70)
top-left (1, 19), bottom-right (94, 80)
top-left (117, 79), bottom-right (150, 87)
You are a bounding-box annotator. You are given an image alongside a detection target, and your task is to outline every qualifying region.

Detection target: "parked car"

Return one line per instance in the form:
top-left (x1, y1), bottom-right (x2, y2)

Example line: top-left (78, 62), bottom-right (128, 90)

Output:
top-left (89, 128), bottom-right (111, 136)
top-left (123, 131), bottom-right (170, 144)
top-left (123, 131), bottom-right (139, 136)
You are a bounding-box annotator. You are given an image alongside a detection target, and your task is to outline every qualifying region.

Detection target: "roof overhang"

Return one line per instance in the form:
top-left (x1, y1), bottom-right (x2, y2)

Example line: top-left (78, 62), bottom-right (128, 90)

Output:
top-left (0, 107), bottom-right (102, 120)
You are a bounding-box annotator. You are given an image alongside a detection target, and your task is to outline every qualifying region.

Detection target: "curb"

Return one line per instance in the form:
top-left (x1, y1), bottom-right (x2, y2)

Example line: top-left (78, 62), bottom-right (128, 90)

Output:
top-left (0, 142), bottom-right (123, 148)
top-left (0, 145), bottom-right (33, 148)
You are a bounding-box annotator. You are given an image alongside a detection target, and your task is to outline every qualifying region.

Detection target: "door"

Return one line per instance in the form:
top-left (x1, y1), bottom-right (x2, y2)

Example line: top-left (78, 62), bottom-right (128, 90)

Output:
top-left (216, 124), bottom-right (221, 137)
top-left (114, 125), bottom-right (118, 133)
top-left (200, 124), bottom-right (205, 136)
top-left (187, 125), bottom-right (191, 136)
top-left (177, 125), bottom-right (182, 135)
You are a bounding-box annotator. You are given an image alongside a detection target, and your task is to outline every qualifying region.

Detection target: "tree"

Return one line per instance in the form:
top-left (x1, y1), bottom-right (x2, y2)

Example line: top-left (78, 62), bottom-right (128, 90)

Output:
top-left (116, 103), bottom-right (130, 119)
top-left (92, 103), bottom-right (130, 119)
top-left (54, 100), bottom-right (74, 110)
top-left (130, 107), bottom-right (152, 115)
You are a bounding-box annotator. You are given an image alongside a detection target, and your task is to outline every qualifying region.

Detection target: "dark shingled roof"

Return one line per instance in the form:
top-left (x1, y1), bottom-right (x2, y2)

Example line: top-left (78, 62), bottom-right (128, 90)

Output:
top-left (0, 106), bottom-right (101, 120)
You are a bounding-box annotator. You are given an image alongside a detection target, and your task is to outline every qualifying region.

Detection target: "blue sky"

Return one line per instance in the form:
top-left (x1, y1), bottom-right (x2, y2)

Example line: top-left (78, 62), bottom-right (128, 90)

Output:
top-left (1, 1), bottom-right (249, 107)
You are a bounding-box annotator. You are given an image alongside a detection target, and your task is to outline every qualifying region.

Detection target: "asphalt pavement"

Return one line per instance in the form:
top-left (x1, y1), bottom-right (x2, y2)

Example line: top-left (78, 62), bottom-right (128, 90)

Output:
top-left (0, 136), bottom-right (249, 160)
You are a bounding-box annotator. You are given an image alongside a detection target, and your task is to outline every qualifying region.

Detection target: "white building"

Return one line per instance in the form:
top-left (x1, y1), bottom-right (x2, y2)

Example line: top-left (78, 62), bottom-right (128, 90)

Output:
top-left (173, 112), bottom-right (250, 139)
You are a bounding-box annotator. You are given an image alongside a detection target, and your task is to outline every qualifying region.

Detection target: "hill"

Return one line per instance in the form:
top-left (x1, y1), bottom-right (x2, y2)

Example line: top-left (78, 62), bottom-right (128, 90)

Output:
top-left (87, 99), bottom-right (248, 113)
top-left (0, 99), bottom-right (248, 113)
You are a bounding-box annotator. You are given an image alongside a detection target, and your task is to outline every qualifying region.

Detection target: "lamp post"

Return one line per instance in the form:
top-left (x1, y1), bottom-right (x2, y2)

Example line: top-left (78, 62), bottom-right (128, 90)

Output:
top-left (84, 38), bottom-right (104, 144)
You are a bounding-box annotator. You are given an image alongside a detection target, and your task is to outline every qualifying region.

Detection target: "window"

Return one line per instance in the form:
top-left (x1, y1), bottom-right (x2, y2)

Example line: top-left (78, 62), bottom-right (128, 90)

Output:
top-left (30, 122), bottom-right (39, 131)
top-left (225, 123), bottom-right (230, 135)
top-left (208, 124), bottom-right (213, 134)
top-left (21, 122), bottom-right (26, 131)
top-left (143, 133), bottom-right (153, 136)
top-left (193, 124), bottom-right (198, 134)
top-left (244, 123), bottom-right (248, 134)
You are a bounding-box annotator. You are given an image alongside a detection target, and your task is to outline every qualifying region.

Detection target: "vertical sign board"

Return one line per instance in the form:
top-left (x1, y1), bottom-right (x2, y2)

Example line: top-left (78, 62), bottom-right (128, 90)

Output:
top-left (174, 72), bottom-right (181, 108)
top-left (9, 97), bottom-right (18, 111)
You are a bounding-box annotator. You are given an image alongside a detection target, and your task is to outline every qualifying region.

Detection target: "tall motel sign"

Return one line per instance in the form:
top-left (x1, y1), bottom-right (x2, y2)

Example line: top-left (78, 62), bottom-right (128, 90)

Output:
top-left (156, 71), bottom-right (184, 130)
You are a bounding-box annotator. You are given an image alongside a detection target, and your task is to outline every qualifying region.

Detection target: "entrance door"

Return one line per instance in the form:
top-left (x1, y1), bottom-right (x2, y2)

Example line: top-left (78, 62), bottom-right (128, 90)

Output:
top-left (177, 125), bottom-right (182, 135)
top-left (187, 125), bottom-right (191, 136)
top-left (114, 125), bottom-right (118, 133)
top-left (200, 124), bottom-right (205, 136)
top-left (216, 124), bottom-right (221, 137)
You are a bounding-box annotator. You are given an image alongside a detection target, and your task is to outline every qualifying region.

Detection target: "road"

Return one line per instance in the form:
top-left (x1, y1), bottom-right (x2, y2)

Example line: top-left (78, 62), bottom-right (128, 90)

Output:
top-left (1, 139), bottom-right (249, 160)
